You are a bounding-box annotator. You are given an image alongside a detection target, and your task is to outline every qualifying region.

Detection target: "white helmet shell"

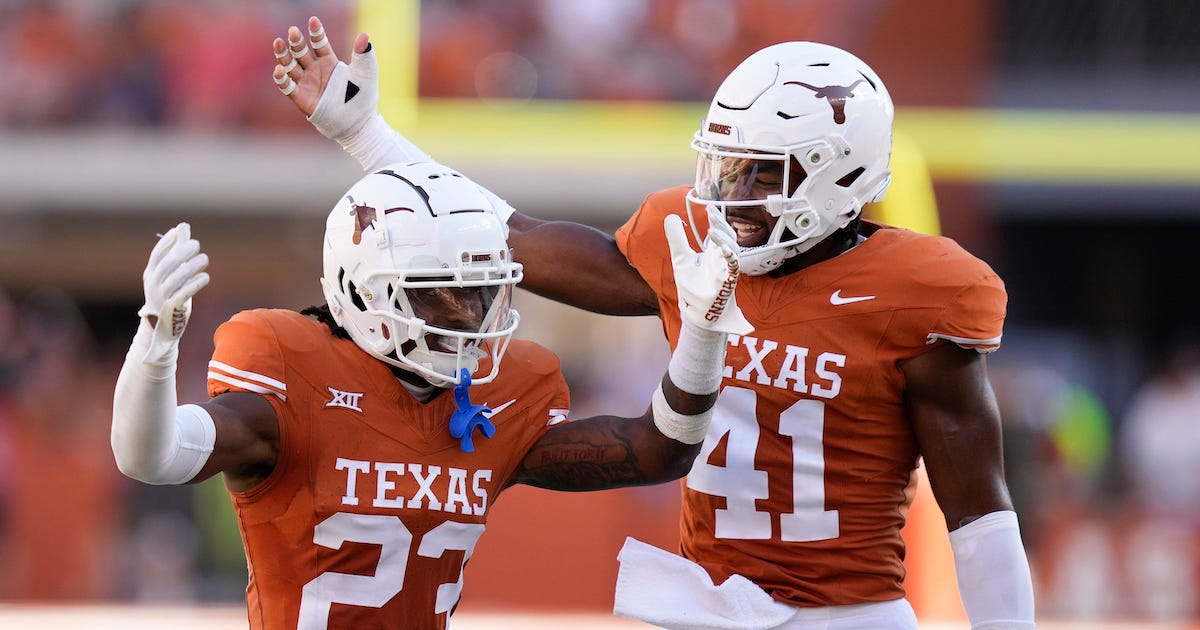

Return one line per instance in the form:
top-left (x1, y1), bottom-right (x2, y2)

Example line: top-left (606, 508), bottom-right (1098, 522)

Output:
top-left (687, 42), bottom-right (894, 275)
top-left (321, 162), bottom-right (523, 387)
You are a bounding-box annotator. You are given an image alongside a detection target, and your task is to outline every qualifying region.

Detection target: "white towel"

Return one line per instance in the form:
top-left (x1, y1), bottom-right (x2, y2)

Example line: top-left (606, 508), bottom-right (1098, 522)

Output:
top-left (613, 537), bottom-right (797, 630)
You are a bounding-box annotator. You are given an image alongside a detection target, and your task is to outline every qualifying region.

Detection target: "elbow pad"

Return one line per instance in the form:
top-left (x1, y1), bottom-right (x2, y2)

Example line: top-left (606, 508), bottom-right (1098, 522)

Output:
top-left (112, 401), bottom-right (216, 486)
top-left (143, 404), bottom-right (216, 485)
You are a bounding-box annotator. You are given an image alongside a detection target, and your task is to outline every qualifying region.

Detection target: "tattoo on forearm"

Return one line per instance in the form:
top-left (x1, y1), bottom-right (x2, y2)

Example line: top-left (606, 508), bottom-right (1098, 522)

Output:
top-left (532, 445), bottom-right (621, 466)
top-left (514, 418), bottom-right (686, 491)
top-left (526, 460), bottom-right (645, 491)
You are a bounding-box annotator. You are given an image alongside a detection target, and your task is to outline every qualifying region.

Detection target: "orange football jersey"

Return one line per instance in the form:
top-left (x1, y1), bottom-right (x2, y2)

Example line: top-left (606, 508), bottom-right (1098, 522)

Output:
top-left (206, 309), bottom-right (569, 630)
top-left (616, 186), bottom-right (1006, 607)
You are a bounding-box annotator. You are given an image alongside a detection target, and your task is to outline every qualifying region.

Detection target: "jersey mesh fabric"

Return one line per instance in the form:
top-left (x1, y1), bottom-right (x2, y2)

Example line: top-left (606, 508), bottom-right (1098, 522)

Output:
top-left (616, 187), bottom-right (1006, 607)
top-left (207, 309), bottom-right (569, 629)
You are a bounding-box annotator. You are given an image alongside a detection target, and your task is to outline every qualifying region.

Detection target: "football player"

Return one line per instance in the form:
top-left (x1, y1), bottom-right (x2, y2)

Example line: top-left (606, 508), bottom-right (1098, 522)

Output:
top-left (271, 17), bottom-right (1036, 630)
top-left (110, 161), bottom-right (752, 629)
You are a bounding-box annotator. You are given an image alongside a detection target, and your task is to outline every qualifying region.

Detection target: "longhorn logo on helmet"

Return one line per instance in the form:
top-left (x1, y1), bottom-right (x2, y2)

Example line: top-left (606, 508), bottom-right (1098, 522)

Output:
top-left (784, 80), bottom-right (868, 124)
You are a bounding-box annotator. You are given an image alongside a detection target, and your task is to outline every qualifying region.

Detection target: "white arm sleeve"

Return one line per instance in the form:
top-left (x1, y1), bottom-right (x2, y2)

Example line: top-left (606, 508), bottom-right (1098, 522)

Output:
top-left (336, 113), bottom-right (432, 173)
top-left (950, 510), bottom-right (1037, 629)
top-left (111, 320), bottom-right (215, 485)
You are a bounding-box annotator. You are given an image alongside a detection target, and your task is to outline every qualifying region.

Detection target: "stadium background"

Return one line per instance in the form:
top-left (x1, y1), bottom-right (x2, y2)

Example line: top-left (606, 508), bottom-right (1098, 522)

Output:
top-left (1, 0), bottom-right (1198, 627)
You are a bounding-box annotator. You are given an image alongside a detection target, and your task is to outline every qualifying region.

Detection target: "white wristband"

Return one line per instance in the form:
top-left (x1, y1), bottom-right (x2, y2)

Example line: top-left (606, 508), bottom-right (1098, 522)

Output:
top-left (668, 320), bottom-right (728, 395)
top-left (651, 384), bottom-right (712, 445)
top-left (950, 510), bottom-right (1037, 629)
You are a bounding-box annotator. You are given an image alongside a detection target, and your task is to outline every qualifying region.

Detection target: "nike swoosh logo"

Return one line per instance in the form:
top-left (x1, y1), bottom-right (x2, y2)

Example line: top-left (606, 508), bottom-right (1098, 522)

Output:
top-left (483, 399), bottom-right (517, 419)
top-left (830, 290), bottom-right (876, 305)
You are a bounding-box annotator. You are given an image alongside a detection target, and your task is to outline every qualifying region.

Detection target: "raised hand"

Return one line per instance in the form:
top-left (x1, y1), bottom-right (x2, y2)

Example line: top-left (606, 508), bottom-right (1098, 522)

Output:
top-left (137, 222), bottom-right (209, 364)
top-left (664, 210), bottom-right (753, 336)
top-left (272, 16), bottom-right (378, 142)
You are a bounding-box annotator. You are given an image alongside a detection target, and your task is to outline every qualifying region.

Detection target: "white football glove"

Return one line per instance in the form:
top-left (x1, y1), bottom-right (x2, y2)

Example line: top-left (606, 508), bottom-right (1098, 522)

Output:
top-left (664, 211), bottom-right (753, 336)
top-left (308, 45), bottom-right (379, 142)
top-left (136, 222), bottom-right (210, 365)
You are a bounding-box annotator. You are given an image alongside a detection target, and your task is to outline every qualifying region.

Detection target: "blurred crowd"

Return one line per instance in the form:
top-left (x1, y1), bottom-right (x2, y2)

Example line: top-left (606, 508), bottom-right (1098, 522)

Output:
top-left (0, 288), bottom-right (127, 601)
top-left (0, 288), bottom-right (243, 602)
top-left (1, 0), bottom-right (891, 130)
top-left (1, 0), bottom-right (322, 131)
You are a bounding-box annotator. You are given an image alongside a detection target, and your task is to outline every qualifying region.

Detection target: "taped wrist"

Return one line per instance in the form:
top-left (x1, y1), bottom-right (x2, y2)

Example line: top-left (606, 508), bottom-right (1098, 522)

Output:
top-left (338, 113), bottom-right (432, 173)
top-left (950, 510), bottom-right (1037, 629)
top-left (668, 320), bottom-right (728, 395)
top-left (651, 384), bottom-right (712, 445)
top-left (307, 52), bottom-right (379, 143)
top-left (112, 321), bottom-right (215, 485)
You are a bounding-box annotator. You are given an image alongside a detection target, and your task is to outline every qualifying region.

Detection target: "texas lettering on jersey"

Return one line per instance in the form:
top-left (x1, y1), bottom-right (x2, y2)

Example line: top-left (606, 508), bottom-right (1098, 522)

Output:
top-left (721, 334), bottom-right (845, 398)
top-left (617, 187), bottom-right (1006, 607)
top-left (332, 457), bottom-right (493, 515)
top-left (206, 309), bottom-right (570, 630)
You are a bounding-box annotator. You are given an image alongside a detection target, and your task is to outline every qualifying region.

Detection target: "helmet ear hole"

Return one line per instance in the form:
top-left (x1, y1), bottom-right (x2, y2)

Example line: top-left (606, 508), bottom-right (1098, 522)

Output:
top-left (836, 167), bottom-right (866, 188)
top-left (346, 281), bottom-right (368, 311)
top-left (788, 154), bottom-right (808, 196)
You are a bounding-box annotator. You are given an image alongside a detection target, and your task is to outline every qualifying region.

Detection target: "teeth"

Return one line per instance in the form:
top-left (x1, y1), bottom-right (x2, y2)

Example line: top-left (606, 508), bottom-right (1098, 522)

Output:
top-left (726, 218), bottom-right (758, 239)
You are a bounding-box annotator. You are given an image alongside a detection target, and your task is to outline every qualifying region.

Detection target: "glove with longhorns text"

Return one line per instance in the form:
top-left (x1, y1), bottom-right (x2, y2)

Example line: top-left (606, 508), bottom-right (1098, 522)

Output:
top-left (137, 222), bottom-right (210, 366)
top-left (664, 212), bottom-right (753, 336)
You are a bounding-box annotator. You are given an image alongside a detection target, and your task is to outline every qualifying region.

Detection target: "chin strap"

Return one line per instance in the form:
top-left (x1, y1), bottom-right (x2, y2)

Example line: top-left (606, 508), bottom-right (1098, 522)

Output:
top-left (449, 369), bottom-right (495, 453)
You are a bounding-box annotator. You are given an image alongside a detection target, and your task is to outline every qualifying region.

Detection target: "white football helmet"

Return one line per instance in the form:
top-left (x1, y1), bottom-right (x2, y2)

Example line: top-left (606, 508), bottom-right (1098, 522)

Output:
top-left (687, 42), bottom-right (894, 275)
top-left (321, 162), bottom-right (523, 387)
